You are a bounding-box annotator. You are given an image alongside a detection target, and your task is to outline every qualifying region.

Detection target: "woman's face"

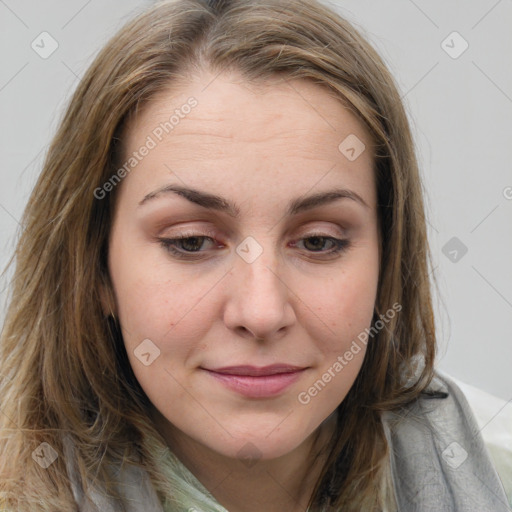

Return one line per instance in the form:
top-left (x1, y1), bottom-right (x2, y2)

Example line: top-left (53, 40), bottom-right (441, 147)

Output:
top-left (107, 69), bottom-right (380, 462)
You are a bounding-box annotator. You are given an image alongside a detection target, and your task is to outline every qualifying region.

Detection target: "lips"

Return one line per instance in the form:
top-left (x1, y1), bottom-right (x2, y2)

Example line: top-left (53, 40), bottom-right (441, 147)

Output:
top-left (207, 364), bottom-right (305, 377)
top-left (202, 364), bottom-right (307, 398)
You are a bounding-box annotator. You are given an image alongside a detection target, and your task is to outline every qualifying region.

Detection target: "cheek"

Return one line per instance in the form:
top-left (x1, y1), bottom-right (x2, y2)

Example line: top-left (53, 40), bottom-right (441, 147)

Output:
top-left (307, 253), bottom-right (379, 347)
top-left (296, 246), bottom-right (379, 403)
top-left (108, 221), bottom-right (185, 309)
top-left (114, 273), bottom-right (220, 355)
top-left (108, 233), bottom-right (222, 362)
top-left (111, 268), bottom-right (219, 413)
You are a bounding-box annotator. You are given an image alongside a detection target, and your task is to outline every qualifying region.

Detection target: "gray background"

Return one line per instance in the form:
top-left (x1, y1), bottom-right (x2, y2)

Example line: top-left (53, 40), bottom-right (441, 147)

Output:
top-left (1, 0), bottom-right (511, 400)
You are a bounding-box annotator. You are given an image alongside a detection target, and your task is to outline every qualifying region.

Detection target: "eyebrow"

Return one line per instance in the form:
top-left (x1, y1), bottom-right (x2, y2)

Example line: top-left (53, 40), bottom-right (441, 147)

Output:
top-left (138, 184), bottom-right (369, 216)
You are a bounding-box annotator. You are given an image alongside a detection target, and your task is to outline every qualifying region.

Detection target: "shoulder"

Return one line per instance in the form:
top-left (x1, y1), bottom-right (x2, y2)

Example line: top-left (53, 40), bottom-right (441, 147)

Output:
top-left (444, 374), bottom-right (512, 509)
top-left (62, 435), bottom-right (164, 512)
top-left (381, 370), bottom-right (511, 511)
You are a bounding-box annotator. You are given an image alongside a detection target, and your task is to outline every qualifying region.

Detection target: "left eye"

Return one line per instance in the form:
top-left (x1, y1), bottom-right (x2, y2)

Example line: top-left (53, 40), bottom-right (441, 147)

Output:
top-left (291, 235), bottom-right (349, 255)
top-left (294, 235), bottom-right (342, 252)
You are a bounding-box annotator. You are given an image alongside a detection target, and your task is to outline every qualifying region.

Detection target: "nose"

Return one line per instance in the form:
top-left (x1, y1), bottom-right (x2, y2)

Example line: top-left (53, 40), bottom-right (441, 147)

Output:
top-left (222, 246), bottom-right (296, 341)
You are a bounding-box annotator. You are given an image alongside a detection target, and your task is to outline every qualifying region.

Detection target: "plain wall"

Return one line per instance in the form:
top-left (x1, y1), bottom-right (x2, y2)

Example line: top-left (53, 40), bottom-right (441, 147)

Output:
top-left (1, 0), bottom-right (511, 400)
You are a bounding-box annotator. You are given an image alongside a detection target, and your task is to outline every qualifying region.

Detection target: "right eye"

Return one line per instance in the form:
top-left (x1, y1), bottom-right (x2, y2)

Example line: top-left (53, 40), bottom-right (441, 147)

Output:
top-left (159, 235), bottom-right (220, 259)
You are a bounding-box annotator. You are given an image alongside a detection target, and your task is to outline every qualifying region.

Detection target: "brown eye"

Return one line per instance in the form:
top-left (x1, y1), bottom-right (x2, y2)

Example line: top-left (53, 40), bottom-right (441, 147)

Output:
top-left (292, 235), bottom-right (350, 257)
top-left (302, 236), bottom-right (335, 252)
top-left (159, 236), bottom-right (217, 259)
top-left (176, 236), bottom-right (208, 252)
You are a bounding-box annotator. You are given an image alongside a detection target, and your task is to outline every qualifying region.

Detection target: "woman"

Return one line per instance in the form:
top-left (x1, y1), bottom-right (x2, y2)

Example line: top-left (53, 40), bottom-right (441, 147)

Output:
top-left (0, 0), bottom-right (508, 510)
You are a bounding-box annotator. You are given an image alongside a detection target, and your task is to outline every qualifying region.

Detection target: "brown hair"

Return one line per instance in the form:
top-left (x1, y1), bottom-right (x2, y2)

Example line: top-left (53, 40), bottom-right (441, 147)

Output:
top-left (0, 0), bottom-right (437, 510)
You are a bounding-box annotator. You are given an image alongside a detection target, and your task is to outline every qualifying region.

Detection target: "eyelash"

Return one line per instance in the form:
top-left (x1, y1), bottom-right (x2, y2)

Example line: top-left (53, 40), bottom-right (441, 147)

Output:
top-left (158, 233), bottom-right (350, 260)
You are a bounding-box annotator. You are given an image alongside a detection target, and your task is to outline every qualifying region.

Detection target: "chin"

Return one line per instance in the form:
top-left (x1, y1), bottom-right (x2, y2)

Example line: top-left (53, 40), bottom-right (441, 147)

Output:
top-left (222, 437), bottom-right (304, 463)
top-left (207, 421), bottom-right (317, 463)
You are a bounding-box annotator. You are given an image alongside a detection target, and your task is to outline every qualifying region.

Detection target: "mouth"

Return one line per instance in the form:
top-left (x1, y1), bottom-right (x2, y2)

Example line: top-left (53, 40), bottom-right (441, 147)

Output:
top-left (206, 364), bottom-right (306, 376)
top-left (201, 365), bottom-right (307, 398)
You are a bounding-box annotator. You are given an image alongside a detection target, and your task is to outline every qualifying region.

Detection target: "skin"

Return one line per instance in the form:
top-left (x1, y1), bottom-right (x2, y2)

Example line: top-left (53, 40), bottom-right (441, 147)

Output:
top-left (106, 68), bottom-right (380, 512)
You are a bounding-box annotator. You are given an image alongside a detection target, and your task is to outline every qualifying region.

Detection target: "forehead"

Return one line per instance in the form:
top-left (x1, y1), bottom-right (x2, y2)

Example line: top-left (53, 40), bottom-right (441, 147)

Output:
top-left (127, 69), bottom-right (369, 145)
top-left (118, 69), bottom-right (376, 208)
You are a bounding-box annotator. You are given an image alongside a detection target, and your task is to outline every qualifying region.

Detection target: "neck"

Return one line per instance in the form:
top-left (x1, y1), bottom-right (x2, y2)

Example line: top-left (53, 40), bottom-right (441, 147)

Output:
top-left (152, 410), bottom-right (338, 512)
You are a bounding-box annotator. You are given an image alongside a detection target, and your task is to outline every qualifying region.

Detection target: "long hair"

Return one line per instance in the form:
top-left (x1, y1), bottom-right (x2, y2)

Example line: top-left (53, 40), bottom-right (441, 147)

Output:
top-left (0, 0), bottom-right (437, 510)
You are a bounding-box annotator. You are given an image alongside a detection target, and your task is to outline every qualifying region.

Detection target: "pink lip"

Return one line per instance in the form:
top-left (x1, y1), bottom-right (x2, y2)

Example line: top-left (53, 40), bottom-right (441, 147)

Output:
top-left (203, 365), bottom-right (306, 398)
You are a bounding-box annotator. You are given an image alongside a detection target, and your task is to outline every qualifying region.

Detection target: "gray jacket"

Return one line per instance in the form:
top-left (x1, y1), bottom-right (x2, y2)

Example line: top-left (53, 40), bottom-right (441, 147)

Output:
top-left (66, 372), bottom-right (510, 511)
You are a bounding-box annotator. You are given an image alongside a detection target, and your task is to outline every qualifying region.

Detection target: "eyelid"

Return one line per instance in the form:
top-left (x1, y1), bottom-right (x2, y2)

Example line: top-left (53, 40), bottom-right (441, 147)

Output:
top-left (289, 233), bottom-right (350, 253)
top-left (159, 226), bottom-right (344, 245)
top-left (159, 232), bottom-right (351, 261)
top-left (158, 226), bottom-right (220, 239)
